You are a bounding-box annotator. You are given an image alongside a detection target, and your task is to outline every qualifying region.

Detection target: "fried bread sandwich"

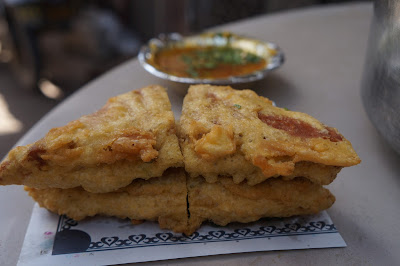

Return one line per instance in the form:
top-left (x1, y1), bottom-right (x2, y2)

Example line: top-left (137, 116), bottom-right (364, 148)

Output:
top-left (0, 85), bottom-right (183, 193)
top-left (0, 84), bottom-right (360, 235)
top-left (178, 85), bottom-right (360, 186)
top-left (26, 168), bottom-right (189, 233)
top-left (186, 175), bottom-right (335, 234)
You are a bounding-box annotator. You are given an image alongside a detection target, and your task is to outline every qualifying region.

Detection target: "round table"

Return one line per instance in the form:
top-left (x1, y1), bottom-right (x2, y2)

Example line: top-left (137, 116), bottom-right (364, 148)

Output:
top-left (2, 2), bottom-right (399, 265)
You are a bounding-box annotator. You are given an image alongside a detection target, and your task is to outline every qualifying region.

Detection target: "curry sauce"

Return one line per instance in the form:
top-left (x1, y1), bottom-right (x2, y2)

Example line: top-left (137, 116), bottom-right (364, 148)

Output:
top-left (153, 46), bottom-right (268, 79)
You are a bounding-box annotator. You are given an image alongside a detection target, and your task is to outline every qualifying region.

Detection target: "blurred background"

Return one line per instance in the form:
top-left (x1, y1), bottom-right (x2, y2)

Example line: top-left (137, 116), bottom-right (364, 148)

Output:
top-left (0, 0), bottom-right (366, 158)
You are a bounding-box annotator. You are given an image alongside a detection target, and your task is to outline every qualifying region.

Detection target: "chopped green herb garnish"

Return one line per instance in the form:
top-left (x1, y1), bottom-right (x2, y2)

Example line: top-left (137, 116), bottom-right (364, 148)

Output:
top-left (181, 47), bottom-right (263, 77)
top-left (283, 107), bottom-right (290, 111)
top-left (245, 53), bottom-right (261, 63)
top-left (203, 61), bottom-right (217, 69)
top-left (182, 55), bottom-right (192, 64)
top-left (234, 104), bottom-right (242, 109)
top-left (187, 67), bottom-right (199, 78)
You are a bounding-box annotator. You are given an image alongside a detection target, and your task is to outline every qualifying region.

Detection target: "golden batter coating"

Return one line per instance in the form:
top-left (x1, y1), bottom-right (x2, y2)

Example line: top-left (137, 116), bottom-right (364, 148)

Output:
top-left (178, 85), bottom-right (360, 185)
top-left (25, 169), bottom-right (189, 234)
top-left (0, 85), bottom-right (183, 193)
top-left (187, 175), bottom-right (335, 234)
top-left (26, 169), bottom-right (335, 235)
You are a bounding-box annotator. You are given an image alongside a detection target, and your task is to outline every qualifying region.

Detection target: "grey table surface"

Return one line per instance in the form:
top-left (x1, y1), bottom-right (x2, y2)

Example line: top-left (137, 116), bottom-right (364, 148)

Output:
top-left (1, 2), bottom-right (399, 265)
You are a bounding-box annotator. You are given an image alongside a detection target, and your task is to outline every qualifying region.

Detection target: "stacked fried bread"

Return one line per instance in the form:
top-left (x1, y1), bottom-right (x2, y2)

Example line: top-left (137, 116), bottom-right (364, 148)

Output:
top-left (179, 85), bottom-right (359, 232)
top-left (0, 85), bottom-right (183, 193)
top-left (179, 85), bottom-right (360, 186)
top-left (0, 84), bottom-right (360, 235)
top-left (0, 85), bottom-right (187, 233)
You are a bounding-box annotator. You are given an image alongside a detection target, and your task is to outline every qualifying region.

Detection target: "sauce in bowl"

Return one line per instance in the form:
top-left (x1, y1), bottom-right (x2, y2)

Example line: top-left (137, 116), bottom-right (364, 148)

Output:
top-left (154, 46), bottom-right (269, 79)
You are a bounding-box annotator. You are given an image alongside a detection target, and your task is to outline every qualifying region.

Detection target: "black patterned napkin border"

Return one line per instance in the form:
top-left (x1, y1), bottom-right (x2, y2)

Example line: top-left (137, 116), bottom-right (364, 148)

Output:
top-left (52, 215), bottom-right (338, 255)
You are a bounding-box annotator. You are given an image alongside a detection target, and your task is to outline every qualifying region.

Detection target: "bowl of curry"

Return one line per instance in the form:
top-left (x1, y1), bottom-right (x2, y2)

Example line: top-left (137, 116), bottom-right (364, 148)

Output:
top-left (138, 32), bottom-right (284, 84)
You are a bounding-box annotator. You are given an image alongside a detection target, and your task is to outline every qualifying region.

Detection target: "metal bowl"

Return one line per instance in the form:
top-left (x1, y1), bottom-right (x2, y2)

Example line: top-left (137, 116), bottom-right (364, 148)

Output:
top-left (138, 32), bottom-right (284, 84)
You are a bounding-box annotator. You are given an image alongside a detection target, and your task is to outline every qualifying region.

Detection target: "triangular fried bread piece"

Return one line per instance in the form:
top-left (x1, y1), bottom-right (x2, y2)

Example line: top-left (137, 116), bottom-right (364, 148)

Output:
top-left (0, 85), bottom-right (183, 193)
top-left (178, 85), bottom-right (360, 185)
top-left (187, 175), bottom-right (335, 234)
top-left (25, 168), bottom-right (189, 233)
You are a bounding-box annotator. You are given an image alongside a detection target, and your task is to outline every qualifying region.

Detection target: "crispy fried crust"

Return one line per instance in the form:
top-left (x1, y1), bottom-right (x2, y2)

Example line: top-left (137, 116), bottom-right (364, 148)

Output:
top-left (25, 169), bottom-right (189, 234)
top-left (25, 169), bottom-right (335, 235)
top-left (0, 85), bottom-right (183, 193)
top-left (187, 175), bottom-right (335, 234)
top-left (178, 85), bottom-right (360, 185)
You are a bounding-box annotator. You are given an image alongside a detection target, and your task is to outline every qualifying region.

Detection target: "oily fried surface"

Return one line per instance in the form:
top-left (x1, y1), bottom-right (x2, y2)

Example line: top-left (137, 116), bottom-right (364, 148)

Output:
top-left (25, 168), bottom-right (189, 234)
top-left (187, 175), bottom-right (335, 233)
top-left (178, 85), bottom-right (360, 185)
top-left (26, 169), bottom-right (336, 235)
top-left (1, 85), bottom-right (183, 193)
